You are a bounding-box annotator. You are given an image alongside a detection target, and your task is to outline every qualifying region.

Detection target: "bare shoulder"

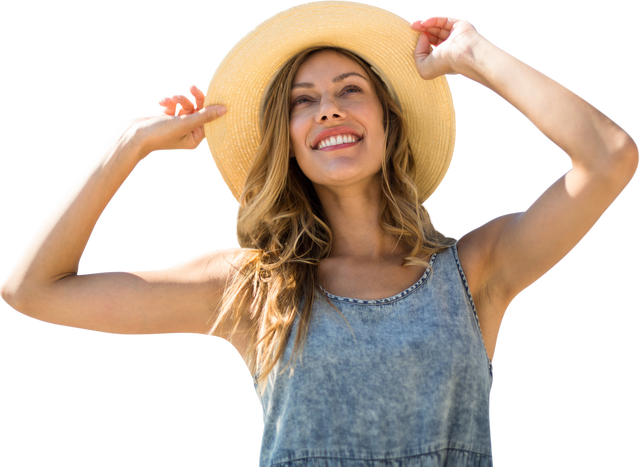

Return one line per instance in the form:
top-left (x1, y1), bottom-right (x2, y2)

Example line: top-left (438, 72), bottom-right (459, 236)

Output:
top-left (212, 245), bottom-right (250, 280)
top-left (456, 230), bottom-right (484, 302)
top-left (156, 247), bottom-right (248, 287)
top-left (196, 245), bottom-right (254, 305)
top-left (203, 247), bottom-right (248, 268)
top-left (456, 213), bottom-right (520, 295)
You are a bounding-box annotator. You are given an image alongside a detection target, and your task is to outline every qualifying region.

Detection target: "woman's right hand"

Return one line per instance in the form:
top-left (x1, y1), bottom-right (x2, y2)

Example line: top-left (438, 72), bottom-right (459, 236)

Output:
top-left (130, 85), bottom-right (226, 156)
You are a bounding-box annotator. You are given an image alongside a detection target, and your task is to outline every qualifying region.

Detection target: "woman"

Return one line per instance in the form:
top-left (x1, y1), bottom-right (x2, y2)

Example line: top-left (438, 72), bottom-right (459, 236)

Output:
top-left (1, 2), bottom-right (637, 466)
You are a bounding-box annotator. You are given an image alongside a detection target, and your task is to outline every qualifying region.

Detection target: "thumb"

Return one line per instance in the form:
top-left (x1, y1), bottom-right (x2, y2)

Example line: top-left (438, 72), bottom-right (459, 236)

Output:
top-left (413, 32), bottom-right (433, 62)
top-left (414, 33), bottom-right (441, 80)
top-left (186, 104), bottom-right (227, 127)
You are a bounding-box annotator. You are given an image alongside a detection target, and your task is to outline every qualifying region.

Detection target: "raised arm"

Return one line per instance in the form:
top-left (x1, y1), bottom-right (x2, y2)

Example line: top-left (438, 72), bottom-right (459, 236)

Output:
top-left (0, 83), bottom-right (230, 335)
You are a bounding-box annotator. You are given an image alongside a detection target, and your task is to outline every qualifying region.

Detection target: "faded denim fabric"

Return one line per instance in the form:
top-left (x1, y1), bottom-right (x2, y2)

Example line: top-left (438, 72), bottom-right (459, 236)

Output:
top-left (255, 245), bottom-right (493, 466)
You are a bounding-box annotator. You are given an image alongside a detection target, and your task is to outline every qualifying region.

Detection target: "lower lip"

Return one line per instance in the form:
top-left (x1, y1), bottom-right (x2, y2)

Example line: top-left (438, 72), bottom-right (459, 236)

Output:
top-left (316, 141), bottom-right (359, 151)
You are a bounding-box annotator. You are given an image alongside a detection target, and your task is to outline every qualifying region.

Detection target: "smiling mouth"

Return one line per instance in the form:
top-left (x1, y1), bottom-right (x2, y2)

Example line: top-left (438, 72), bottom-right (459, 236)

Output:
top-left (315, 134), bottom-right (361, 150)
top-left (313, 137), bottom-right (364, 151)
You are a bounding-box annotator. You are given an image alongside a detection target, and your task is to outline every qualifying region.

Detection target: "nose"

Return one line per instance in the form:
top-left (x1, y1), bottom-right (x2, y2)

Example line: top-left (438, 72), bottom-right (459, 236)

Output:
top-left (315, 95), bottom-right (345, 123)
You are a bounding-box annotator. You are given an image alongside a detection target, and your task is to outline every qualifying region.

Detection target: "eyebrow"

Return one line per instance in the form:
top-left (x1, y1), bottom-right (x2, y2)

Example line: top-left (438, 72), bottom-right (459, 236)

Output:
top-left (292, 72), bottom-right (368, 89)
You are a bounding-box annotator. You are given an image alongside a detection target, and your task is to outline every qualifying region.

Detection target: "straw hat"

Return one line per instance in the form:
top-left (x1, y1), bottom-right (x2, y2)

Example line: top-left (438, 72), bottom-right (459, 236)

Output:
top-left (203, 1), bottom-right (455, 203)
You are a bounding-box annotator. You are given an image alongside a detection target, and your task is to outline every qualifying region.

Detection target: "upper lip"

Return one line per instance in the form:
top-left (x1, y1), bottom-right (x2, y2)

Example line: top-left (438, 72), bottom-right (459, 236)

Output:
top-left (311, 126), bottom-right (362, 149)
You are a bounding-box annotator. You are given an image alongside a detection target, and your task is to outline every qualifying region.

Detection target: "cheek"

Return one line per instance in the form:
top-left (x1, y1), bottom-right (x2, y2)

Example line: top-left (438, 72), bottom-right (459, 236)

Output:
top-left (289, 122), bottom-right (311, 164)
top-left (289, 113), bottom-right (309, 150)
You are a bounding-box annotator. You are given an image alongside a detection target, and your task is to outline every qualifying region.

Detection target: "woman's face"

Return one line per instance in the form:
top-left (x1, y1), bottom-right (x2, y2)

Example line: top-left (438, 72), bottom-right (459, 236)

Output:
top-left (289, 50), bottom-right (385, 194)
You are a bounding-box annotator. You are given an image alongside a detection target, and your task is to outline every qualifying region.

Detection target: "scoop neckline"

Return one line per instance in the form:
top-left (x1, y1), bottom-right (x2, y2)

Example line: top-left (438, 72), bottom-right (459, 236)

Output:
top-left (318, 253), bottom-right (438, 304)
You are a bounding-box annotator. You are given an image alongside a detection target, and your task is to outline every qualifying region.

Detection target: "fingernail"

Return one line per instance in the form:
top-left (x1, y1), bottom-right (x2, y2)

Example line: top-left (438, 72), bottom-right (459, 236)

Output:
top-left (217, 106), bottom-right (227, 116)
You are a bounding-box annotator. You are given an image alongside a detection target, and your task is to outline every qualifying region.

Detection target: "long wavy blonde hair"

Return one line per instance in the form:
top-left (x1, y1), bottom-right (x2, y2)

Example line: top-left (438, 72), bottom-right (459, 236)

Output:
top-left (209, 47), bottom-right (454, 390)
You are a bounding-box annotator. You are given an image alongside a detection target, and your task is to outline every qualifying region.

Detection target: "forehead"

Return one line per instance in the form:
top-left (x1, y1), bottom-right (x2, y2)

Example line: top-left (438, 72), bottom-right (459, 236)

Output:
top-left (293, 50), bottom-right (368, 83)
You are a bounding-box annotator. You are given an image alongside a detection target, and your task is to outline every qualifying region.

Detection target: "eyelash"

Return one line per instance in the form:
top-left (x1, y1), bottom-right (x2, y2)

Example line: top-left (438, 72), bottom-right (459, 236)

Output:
top-left (292, 85), bottom-right (363, 106)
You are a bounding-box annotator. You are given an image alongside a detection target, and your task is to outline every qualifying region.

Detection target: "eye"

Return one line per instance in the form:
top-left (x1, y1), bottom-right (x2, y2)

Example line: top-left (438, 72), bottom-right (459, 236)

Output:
top-left (293, 97), bottom-right (309, 105)
top-left (293, 85), bottom-right (362, 105)
top-left (345, 86), bottom-right (362, 92)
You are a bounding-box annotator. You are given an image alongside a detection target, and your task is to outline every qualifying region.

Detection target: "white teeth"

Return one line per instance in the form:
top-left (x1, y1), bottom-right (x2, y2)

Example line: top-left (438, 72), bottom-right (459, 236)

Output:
top-left (316, 134), bottom-right (358, 149)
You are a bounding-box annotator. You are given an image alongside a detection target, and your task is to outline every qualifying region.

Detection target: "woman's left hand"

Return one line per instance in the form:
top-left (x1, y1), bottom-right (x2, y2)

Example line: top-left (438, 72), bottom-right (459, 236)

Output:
top-left (411, 17), bottom-right (481, 80)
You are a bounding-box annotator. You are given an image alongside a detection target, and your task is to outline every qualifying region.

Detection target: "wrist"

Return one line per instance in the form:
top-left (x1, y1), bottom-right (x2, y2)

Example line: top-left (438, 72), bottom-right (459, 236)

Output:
top-left (99, 123), bottom-right (149, 170)
top-left (452, 34), bottom-right (496, 86)
top-left (119, 121), bottom-right (153, 162)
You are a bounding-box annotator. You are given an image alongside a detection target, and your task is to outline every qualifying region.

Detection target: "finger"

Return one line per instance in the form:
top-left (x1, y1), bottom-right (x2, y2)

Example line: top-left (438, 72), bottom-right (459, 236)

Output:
top-left (158, 102), bottom-right (178, 115)
top-left (156, 94), bottom-right (171, 108)
top-left (156, 94), bottom-right (180, 115)
top-left (190, 85), bottom-right (204, 96)
top-left (418, 17), bottom-right (458, 31)
top-left (156, 93), bottom-right (180, 114)
top-left (190, 85), bottom-right (205, 111)
top-left (170, 92), bottom-right (196, 115)
top-left (412, 17), bottom-right (458, 45)
top-left (425, 27), bottom-right (451, 45)
top-left (411, 18), bottom-right (435, 32)
top-left (422, 13), bottom-right (460, 28)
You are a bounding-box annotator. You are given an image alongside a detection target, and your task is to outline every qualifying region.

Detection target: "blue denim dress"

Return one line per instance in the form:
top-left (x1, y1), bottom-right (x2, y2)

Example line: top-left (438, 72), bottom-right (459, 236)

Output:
top-left (255, 245), bottom-right (493, 466)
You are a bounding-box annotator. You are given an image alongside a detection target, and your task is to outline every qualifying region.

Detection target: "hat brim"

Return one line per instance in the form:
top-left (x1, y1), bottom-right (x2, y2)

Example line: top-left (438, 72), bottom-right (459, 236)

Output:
top-left (204, 1), bottom-right (455, 203)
